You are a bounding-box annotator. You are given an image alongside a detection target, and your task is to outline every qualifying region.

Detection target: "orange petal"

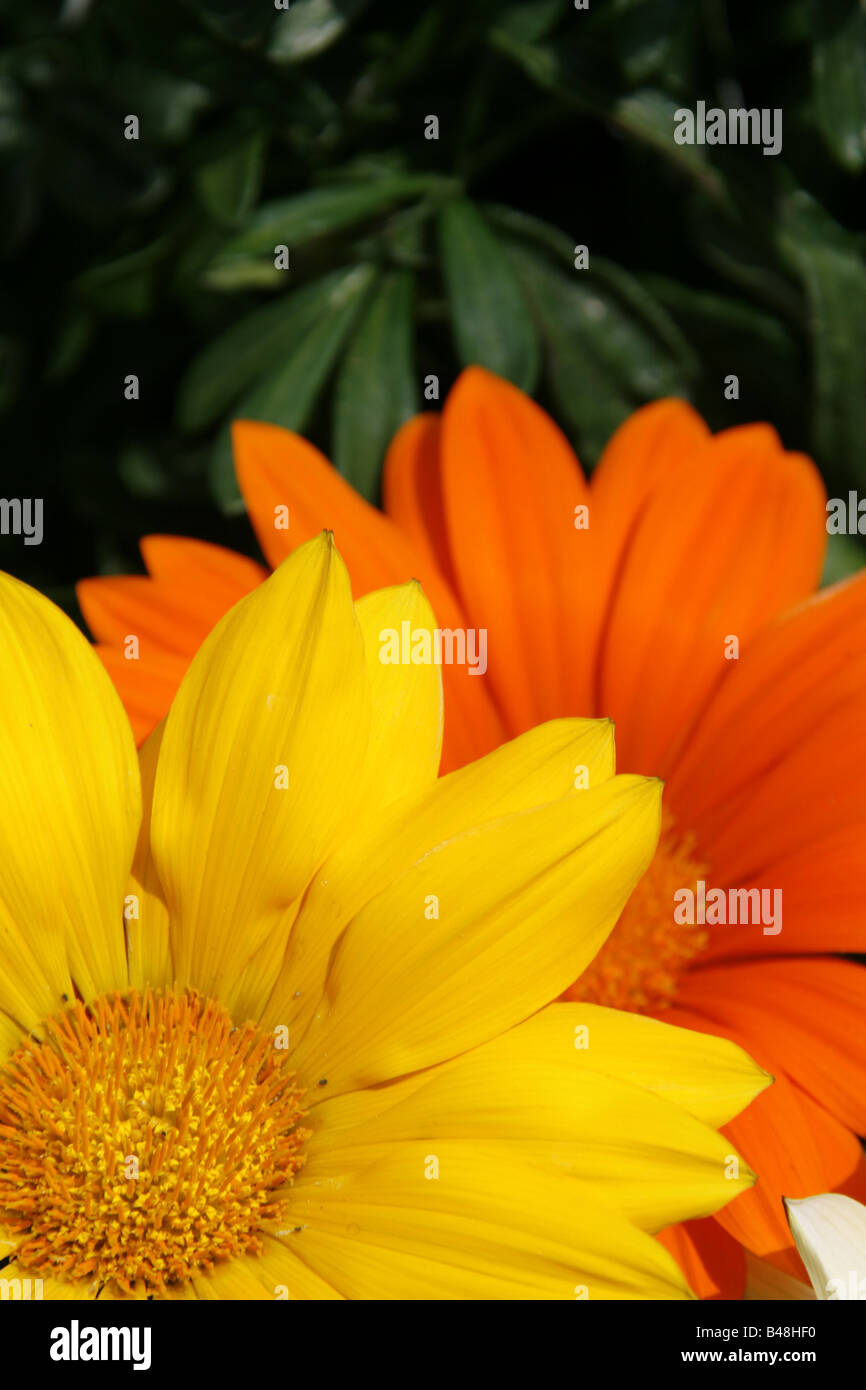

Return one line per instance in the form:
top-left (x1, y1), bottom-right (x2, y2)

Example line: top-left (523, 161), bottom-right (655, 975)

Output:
top-left (77, 537), bottom-right (267, 743)
top-left (439, 366), bottom-right (590, 733)
top-left (660, 1003), bottom-right (866, 1277)
top-left (590, 397), bottom-right (710, 502)
top-left (668, 571), bottom-right (866, 887)
top-left (383, 413), bottom-right (459, 591)
top-left (78, 537), bottom-right (263, 651)
top-left (658, 1217), bottom-right (746, 1299)
top-left (139, 534), bottom-right (268, 593)
top-left (677, 960), bottom-right (866, 1137)
top-left (436, 662), bottom-right (507, 774)
top-left (722, 1088), bottom-right (866, 1280)
top-left (582, 399), bottom-right (711, 712)
top-left (94, 644), bottom-right (187, 746)
top-left (595, 423), bottom-right (826, 775)
top-left (233, 417), bottom-right (507, 772)
top-left (701, 822), bottom-right (866, 961)
top-left (77, 575), bottom-right (232, 656)
top-left (233, 420), bottom-right (415, 587)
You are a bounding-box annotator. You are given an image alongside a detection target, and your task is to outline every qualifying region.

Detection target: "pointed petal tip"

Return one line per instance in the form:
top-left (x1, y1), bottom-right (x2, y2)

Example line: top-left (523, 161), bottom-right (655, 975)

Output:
top-left (450, 363), bottom-right (516, 409)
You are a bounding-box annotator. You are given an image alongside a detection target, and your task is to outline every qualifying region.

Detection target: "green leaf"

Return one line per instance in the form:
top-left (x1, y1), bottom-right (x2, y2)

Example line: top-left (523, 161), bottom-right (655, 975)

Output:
top-left (643, 276), bottom-right (794, 356)
top-left (641, 274), bottom-right (801, 428)
top-left (46, 312), bottom-right (94, 383)
top-left (332, 270), bottom-right (417, 500)
top-left (590, 0), bottom-right (691, 87)
top-left (195, 131), bottom-right (267, 227)
top-left (486, 202), bottom-right (696, 378)
top-left (779, 198), bottom-right (866, 486)
top-left (488, 24), bottom-right (575, 95)
top-left (117, 445), bottom-right (172, 500)
top-left (492, 1), bottom-right (563, 46)
top-left (268, 0), bottom-right (373, 64)
top-left (812, 0), bottom-right (866, 172)
top-left (178, 268), bottom-right (358, 433)
top-left (71, 241), bottom-right (171, 319)
top-left (585, 258), bottom-right (697, 379)
top-left (109, 70), bottom-right (210, 146)
top-left (484, 202), bottom-right (575, 268)
top-left (201, 261), bottom-right (287, 293)
top-left (210, 178), bottom-right (431, 264)
top-left (489, 28), bottom-right (724, 199)
top-left (612, 89), bottom-right (727, 202)
top-left (209, 264), bottom-right (376, 513)
top-left (688, 194), bottom-right (806, 323)
top-left (438, 198), bottom-right (539, 390)
top-left (504, 241), bottom-right (694, 463)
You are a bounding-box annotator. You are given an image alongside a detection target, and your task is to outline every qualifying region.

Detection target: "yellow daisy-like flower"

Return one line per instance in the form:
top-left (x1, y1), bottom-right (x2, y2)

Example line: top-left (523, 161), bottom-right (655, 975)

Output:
top-left (0, 534), bottom-right (769, 1300)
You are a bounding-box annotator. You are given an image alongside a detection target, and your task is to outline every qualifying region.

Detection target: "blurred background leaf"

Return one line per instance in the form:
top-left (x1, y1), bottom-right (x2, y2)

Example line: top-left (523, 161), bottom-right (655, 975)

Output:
top-left (268, 0), bottom-right (375, 65)
top-left (209, 262), bottom-right (376, 511)
top-left (332, 268), bottom-right (417, 498)
top-left (438, 198), bottom-right (539, 391)
top-left (812, 0), bottom-right (866, 174)
top-left (1, 0), bottom-right (865, 605)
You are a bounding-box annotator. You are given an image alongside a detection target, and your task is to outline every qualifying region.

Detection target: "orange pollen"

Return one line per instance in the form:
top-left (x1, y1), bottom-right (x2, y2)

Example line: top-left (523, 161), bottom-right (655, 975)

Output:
top-left (0, 988), bottom-right (308, 1297)
top-left (563, 811), bottom-right (709, 1013)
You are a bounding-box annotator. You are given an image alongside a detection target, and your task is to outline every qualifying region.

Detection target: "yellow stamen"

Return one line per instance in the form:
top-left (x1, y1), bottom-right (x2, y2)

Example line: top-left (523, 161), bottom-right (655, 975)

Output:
top-left (563, 812), bottom-right (708, 1013)
top-left (0, 988), bottom-right (308, 1296)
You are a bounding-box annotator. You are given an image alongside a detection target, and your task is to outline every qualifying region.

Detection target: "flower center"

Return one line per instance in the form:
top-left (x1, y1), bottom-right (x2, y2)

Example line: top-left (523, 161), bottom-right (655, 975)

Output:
top-left (0, 988), bottom-right (308, 1296)
top-left (563, 812), bottom-right (708, 1013)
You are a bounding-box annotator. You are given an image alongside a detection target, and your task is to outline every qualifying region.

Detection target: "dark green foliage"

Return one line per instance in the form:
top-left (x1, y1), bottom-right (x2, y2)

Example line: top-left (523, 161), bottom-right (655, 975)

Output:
top-left (1, 0), bottom-right (864, 606)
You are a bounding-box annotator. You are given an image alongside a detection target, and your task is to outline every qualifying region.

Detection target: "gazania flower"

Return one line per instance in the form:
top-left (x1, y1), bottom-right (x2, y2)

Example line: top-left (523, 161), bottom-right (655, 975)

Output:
top-left (0, 535), bottom-right (766, 1300)
top-left (77, 370), bottom-right (866, 1298)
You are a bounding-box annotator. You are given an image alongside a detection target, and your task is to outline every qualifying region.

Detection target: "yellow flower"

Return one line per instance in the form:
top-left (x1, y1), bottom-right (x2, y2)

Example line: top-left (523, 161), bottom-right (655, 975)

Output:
top-left (0, 535), bottom-right (768, 1300)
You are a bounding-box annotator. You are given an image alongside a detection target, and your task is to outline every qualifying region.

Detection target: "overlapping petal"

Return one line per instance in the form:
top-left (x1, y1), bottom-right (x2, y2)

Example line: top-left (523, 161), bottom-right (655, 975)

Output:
top-left (148, 534), bottom-right (369, 1000)
top-left (0, 573), bottom-right (139, 1027)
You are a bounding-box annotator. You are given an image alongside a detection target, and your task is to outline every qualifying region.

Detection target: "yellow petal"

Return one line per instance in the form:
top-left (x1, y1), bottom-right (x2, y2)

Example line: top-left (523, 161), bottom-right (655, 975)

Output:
top-left (221, 898), bottom-right (301, 1023)
top-left (275, 1143), bottom-right (691, 1299)
top-left (297, 998), bottom-right (769, 1135)
top-left (150, 534), bottom-right (369, 998)
top-left (302, 1007), bottom-right (760, 1232)
top-left (126, 720), bottom-right (172, 991)
top-left (192, 1263), bottom-right (269, 1300)
top-left (291, 773), bottom-right (661, 1094)
top-left (19, 1275), bottom-right (90, 1301)
top-left (249, 1236), bottom-right (344, 1301)
top-left (785, 1193), bottom-right (866, 1301)
top-left (191, 1239), bottom-right (341, 1300)
top-left (0, 1010), bottom-right (22, 1066)
top-left (0, 573), bottom-right (139, 1026)
top-left (224, 579), bottom-right (444, 1022)
top-left (261, 716), bottom-right (615, 1039)
top-left (353, 582), bottom-right (443, 806)
top-left (100, 1278), bottom-right (200, 1301)
top-left (490, 1002), bottom-right (773, 1129)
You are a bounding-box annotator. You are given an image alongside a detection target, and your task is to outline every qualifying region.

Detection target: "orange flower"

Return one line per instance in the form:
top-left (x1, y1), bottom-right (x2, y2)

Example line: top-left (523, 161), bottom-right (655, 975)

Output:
top-left (78, 367), bottom-right (866, 1298)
